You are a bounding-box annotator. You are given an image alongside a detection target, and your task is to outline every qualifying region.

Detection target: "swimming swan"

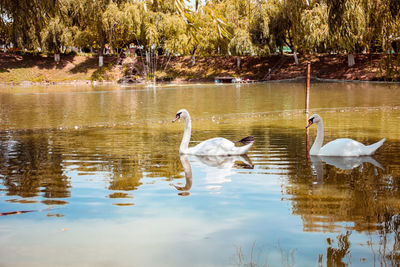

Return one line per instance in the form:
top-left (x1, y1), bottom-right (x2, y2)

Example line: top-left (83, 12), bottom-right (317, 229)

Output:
top-left (306, 114), bottom-right (385, 156)
top-left (172, 109), bottom-right (254, 155)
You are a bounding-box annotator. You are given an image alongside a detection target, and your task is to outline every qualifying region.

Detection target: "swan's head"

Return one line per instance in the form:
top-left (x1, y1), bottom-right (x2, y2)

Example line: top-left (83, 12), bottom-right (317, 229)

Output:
top-left (172, 109), bottom-right (189, 122)
top-left (306, 114), bottom-right (322, 128)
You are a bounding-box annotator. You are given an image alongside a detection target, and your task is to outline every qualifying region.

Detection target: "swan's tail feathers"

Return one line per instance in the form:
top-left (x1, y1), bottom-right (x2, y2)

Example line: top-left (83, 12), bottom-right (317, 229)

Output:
top-left (236, 142), bottom-right (254, 155)
top-left (237, 136), bottom-right (255, 145)
top-left (365, 138), bottom-right (386, 155)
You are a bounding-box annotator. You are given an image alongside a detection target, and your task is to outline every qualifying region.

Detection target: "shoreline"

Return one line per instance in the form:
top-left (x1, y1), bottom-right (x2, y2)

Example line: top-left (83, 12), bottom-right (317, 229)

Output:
top-left (1, 53), bottom-right (399, 86)
top-left (2, 77), bottom-right (400, 87)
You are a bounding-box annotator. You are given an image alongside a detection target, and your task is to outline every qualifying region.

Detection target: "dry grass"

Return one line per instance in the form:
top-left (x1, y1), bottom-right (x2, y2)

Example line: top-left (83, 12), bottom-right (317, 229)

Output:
top-left (0, 53), bottom-right (118, 84)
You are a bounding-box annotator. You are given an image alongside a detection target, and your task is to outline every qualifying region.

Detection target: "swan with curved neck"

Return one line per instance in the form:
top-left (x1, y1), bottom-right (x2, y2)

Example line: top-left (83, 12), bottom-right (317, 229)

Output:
top-left (306, 114), bottom-right (385, 156)
top-left (172, 109), bottom-right (254, 155)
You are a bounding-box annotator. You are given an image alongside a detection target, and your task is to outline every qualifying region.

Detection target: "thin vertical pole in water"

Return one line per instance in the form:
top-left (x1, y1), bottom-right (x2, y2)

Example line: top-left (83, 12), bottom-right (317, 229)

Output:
top-left (305, 62), bottom-right (311, 160)
top-left (306, 119), bottom-right (310, 161)
top-left (305, 62), bottom-right (311, 114)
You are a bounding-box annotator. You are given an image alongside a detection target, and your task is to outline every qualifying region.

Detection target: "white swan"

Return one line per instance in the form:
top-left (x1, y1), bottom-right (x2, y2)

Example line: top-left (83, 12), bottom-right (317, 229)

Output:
top-left (306, 114), bottom-right (385, 156)
top-left (172, 109), bottom-right (254, 155)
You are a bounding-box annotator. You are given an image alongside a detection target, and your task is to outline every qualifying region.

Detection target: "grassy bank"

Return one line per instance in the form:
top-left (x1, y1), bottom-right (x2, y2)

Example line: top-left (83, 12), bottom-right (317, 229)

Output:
top-left (0, 53), bottom-right (119, 84)
top-left (0, 53), bottom-right (397, 84)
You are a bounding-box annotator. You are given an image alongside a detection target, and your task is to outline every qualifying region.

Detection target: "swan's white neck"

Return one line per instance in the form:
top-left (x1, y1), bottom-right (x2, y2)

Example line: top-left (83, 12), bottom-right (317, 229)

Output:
top-left (180, 114), bottom-right (191, 154)
top-left (310, 120), bottom-right (324, 155)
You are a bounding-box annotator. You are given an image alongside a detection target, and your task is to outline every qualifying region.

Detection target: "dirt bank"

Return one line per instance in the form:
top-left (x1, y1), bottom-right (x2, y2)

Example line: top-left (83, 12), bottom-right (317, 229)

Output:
top-left (0, 53), bottom-right (396, 85)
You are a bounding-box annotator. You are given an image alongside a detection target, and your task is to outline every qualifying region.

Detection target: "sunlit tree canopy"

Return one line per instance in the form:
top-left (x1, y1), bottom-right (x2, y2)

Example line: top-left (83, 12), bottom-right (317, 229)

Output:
top-left (0, 0), bottom-right (399, 57)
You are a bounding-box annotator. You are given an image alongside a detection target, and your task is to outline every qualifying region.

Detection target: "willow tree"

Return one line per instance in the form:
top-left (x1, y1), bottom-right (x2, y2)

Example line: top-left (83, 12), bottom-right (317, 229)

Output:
top-left (364, 0), bottom-right (400, 52)
top-left (174, 0), bottom-right (232, 66)
top-left (194, 11), bottom-right (230, 57)
top-left (249, 2), bottom-right (273, 55)
top-left (267, 0), bottom-right (306, 54)
top-left (103, 2), bottom-right (125, 53)
top-left (228, 29), bottom-right (254, 68)
top-left (72, 0), bottom-right (114, 67)
top-left (214, 0), bottom-right (255, 67)
top-left (327, 0), bottom-right (367, 66)
top-left (0, 15), bottom-right (10, 47)
top-left (41, 16), bottom-right (73, 62)
top-left (120, 1), bottom-right (145, 49)
top-left (300, 2), bottom-right (329, 53)
top-left (161, 14), bottom-right (189, 56)
top-left (362, 0), bottom-right (400, 79)
top-left (0, 0), bottom-right (56, 50)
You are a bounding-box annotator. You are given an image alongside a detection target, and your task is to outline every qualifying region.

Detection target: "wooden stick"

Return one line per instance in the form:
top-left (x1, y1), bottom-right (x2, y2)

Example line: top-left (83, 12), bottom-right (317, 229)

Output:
top-left (305, 62), bottom-right (311, 114)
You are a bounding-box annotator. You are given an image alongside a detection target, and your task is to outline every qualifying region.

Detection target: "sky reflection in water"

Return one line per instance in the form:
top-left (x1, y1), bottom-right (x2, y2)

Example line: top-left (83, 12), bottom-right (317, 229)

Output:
top-left (0, 83), bottom-right (400, 266)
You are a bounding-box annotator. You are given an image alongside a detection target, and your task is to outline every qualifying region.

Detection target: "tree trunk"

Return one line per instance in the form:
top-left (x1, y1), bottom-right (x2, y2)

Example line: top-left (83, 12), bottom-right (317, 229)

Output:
top-left (293, 51), bottom-right (299, 65)
top-left (237, 56), bottom-right (241, 68)
top-left (348, 54), bottom-right (355, 67)
top-left (54, 53), bottom-right (60, 62)
top-left (99, 46), bottom-right (104, 67)
top-left (191, 46), bottom-right (198, 67)
top-left (191, 53), bottom-right (196, 67)
top-left (54, 46), bottom-right (61, 63)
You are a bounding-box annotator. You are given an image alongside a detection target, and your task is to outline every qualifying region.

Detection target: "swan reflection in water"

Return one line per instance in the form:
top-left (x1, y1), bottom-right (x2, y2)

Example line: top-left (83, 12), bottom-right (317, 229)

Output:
top-left (310, 155), bottom-right (384, 182)
top-left (173, 154), bottom-right (254, 196)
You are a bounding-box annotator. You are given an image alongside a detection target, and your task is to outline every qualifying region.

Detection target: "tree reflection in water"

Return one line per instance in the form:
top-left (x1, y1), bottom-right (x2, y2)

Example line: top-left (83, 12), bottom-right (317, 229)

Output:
top-left (325, 231), bottom-right (351, 267)
top-left (304, 141), bottom-right (400, 266)
top-left (249, 127), bottom-right (400, 266)
top-left (0, 130), bottom-right (70, 201)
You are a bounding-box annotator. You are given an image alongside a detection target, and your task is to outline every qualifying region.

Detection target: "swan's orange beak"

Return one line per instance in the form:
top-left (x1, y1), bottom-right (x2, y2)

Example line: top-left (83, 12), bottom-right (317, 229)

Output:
top-left (172, 115), bottom-right (180, 123)
top-left (306, 119), bottom-right (313, 129)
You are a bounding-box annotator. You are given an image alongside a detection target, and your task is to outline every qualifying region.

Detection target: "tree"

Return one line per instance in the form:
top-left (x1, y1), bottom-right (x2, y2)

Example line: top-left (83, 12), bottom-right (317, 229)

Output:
top-left (0, 15), bottom-right (10, 47)
top-left (300, 2), bottom-right (329, 53)
top-left (0, 0), bottom-right (56, 50)
top-left (102, 2), bottom-right (124, 52)
top-left (327, 0), bottom-right (367, 66)
top-left (249, 2), bottom-right (273, 55)
top-left (41, 16), bottom-right (73, 62)
top-left (267, 0), bottom-right (306, 54)
top-left (72, 0), bottom-right (113, 67)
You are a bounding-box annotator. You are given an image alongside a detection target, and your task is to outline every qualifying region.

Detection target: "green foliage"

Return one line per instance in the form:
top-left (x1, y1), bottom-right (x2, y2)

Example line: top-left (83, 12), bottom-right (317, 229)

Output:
top-left (327, 0), bottom-right (367, 52)
top-left (301, 3), bottom-right (329, 53)
top-left (229, 29), bottom-right (254, 56)
top-left (0, 0), bottom-right (399, 70)
top-left (41, 16), bottom-right (72, 53)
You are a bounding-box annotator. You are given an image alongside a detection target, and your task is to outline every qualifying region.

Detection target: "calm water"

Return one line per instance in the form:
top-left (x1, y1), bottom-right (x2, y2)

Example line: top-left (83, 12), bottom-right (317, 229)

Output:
top-left (0, 82), bottom-right (400, 266)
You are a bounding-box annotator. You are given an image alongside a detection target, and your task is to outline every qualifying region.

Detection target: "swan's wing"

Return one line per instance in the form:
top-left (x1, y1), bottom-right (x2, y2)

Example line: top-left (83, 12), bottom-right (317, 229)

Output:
top-left (188, 137), bottom-right (235, 156)
top-left (319, 138), bottom-right (366, 156)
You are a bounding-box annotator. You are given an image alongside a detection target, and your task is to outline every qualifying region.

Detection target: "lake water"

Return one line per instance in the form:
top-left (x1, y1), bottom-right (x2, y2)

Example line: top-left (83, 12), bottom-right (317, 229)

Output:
top-left (0, 82), bottom-right (400, 266)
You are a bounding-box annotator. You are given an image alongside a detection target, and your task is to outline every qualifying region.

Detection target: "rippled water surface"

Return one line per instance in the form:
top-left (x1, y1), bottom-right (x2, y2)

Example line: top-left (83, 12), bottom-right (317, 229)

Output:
top-left (1, 82), bottom-right (400, 266)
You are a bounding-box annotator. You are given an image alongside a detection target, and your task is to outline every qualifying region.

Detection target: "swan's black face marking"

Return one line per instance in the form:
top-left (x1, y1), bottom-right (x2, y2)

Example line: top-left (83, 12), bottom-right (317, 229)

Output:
top-left (172, 112), bottom-right (182, 123)
top-left (306, 117), bottom-right (314, 129)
